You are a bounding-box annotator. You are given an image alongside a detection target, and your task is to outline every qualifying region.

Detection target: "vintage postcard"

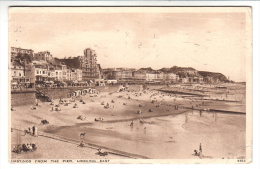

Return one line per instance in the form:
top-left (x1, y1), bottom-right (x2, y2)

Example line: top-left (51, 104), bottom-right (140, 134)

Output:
top-left (8, 7), bottom-right (252, 164)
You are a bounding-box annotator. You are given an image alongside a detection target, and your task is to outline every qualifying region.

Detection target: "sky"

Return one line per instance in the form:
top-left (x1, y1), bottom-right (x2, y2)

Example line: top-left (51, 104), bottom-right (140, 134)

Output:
top-left (9, 7), bottom-right (250, 82)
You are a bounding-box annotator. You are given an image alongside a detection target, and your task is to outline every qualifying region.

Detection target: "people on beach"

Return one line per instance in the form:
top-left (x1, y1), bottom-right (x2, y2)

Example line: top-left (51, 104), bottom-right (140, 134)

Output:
top-left (59, 97), bottom-right (64, 104)
top-left (194, 149), bottom-right (199, 156)
top-left (27, 143), bottom-right (33, 151)
top-left (139, 119), bottom-right (144, 123)
top-left (96, 148), bottom-right (108, 156)
top-left (34, 126), bottom-right (38, 137)
top-left (41, 119), bottom-right (49, 125)
top-left (73, 103), bottom-right (78, 108)
top-left (11, 106), bottom-right (15, 111)
top-left (32, 126), bottom-right (35, 136)
top-left (199, 110), bottom-right (202, 117)
top-left (137, 109), bottom-right (142, 114)
top-left (185, 113), bottom-right (188, 123)
top-left (95, 117), bottom-right (104, 122)
top-left (130, 120), bottom-right (134, 127)
top-left (78, 141), bottom-right (85, 147)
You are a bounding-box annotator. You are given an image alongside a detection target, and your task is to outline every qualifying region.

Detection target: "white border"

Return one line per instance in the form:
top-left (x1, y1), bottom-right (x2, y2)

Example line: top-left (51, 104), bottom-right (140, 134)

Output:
top-left (1, 1), bottom-right (259, 169)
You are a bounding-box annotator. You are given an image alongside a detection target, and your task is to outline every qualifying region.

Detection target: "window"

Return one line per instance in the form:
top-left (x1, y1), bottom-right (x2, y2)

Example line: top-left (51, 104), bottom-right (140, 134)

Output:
top-left (19, 73), bottom-right (21, 76)
top-left (40, 71), bottom-right (42, 74)
top-left (43, 71), bottom-right (45, 74)
top-left (37, 71), bottom-right (39, 74)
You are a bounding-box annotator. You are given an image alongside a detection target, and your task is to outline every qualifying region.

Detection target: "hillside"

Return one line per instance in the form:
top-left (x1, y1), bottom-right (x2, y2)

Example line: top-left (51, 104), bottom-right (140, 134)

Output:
top-left (198, 71), bottom-right (229, 82)
top-left (139, 66), bottom-right (229, 82)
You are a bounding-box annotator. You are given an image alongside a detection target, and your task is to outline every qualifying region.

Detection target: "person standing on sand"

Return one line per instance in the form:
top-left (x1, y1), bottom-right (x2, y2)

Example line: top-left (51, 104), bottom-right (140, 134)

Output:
top-left (199, 143), bottom-right (202, 154)
top-left (130, 120), bottom-right (134, 127)
top-left (35, 126), bottom-right (38, 137)
top-left (28, 127), bottom-right (31, 134)
top-left (32, 126), bottom-right (35, 136)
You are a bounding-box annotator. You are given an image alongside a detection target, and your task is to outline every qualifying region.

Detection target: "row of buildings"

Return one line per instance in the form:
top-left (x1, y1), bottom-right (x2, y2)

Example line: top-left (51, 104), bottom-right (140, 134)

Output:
top-left (102, 67), bottom-right (223, 84)
top-left (10, 46), bottom-right (227, 89)
top-left (10, 47), bottom-right (103, 89)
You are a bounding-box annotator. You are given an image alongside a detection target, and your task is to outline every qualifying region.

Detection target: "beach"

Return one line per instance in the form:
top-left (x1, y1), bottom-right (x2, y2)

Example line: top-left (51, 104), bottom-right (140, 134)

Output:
top-left (11, 84), bottom-right (246, 159)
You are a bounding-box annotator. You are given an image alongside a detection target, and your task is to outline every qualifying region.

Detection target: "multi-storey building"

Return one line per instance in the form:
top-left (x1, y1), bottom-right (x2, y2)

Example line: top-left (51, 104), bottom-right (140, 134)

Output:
top-left (83, 48), bottom-right (100, 81)
top-left (103, 68), bottom-right (116, 80)
top-left (11, 63), bottom-right (35, 88)
top-left (66, 68), bottom-right (72, 81)
top-left (132, 71), bottom-right (146, 83)
top-left (76, 69), bottom-right (82, 81)
top-left (164, 73), bottom-right (178, 83)
top-left (54, 66), bottom-right (63, 81)
top-left (34, 51), bottom-right (53, 62)
top-left (10, 47), bottom-right (35, 88)
top-left (11, 61), bottom-right (24, 78)
top-left (33, 62), bottom-right (48, 83)
top-left (146, 73), bottom-right (158, 82)
top-left (10, 47), bottom-right (34, 58)
top-left (61, 64), bottom-right (67, 81)
top-left (47, 65), bottom-right (56, 81)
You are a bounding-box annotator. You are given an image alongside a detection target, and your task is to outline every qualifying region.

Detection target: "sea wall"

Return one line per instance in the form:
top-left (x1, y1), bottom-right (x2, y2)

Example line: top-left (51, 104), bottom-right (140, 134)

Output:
top-left (11, 89), bottom-right (36, 106)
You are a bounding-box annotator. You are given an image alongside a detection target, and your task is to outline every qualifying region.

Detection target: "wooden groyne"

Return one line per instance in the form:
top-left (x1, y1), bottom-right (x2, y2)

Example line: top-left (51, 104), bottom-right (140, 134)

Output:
top-left (184, 107), bottom-right (246, 115)
top-left (158, 89), bottom-right (209, 97)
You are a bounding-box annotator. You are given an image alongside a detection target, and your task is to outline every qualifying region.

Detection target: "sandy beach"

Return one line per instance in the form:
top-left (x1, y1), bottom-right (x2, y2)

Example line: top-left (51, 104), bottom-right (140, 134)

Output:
top-left (10, 84), bottom-right (246, 159)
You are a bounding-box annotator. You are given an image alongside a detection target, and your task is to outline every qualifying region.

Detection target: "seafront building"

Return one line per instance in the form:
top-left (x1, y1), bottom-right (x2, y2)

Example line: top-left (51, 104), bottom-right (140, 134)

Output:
top-left (10, 47), bottom-right (35, 89)
top-left (10, 47), bottom-right (104, 88)
top-left (83, 48), bottom-right (101, 81)
top-left (10, 46), bottom-right (227, 90)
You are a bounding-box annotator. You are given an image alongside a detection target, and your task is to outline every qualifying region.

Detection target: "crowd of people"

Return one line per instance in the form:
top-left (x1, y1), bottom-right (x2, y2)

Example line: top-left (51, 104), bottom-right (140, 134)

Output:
top-left (24, 126), bottom-right (38, 137)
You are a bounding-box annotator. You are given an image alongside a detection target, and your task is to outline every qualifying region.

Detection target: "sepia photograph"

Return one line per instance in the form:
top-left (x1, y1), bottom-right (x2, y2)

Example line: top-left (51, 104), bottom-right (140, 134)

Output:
top-left (8, 7), bottom-right (252, 164)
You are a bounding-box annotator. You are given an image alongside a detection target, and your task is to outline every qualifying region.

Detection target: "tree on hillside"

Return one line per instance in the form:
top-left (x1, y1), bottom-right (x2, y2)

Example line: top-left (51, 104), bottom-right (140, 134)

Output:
top-left (15, 53), bottom-right (32, 63)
